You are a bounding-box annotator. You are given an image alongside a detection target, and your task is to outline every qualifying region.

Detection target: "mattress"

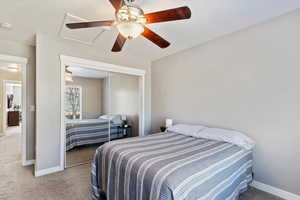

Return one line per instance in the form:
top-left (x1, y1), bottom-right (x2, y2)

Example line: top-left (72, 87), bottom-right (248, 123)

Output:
top-left (91, 132), bottom-right (253, 200)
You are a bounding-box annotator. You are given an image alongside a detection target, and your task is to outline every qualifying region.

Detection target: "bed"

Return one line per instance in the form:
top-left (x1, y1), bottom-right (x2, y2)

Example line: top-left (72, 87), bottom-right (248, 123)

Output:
top-left (91, 131), bottom-right (253, 200)
top-left (65, 119), bottom-right (123, 151)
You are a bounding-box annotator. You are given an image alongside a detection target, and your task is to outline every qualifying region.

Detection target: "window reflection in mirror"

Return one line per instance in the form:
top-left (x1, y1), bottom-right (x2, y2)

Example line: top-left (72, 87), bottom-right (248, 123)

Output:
top-left (65, 85), bottom-right (82, 120)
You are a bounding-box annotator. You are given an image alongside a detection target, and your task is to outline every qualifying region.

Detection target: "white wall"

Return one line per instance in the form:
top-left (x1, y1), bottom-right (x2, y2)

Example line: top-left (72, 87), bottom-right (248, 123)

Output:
top-left (35, 33), bottom-right (151, 172)
top-left (151, 10), bottom-right (300, 196)
top-left (0, 40), bottom-right (36, 161)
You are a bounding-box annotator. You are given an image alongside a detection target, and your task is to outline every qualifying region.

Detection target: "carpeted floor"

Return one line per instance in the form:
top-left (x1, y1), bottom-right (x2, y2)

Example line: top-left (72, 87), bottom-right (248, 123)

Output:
top-left (66, 144), bottom-right (99, 167)
top-left (0, 134), bottom-right (286, 200)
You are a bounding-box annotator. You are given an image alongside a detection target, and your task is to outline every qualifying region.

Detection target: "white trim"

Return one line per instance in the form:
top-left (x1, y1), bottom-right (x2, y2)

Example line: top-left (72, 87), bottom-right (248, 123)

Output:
top-left (60, 55), bottom-right (146, 76)
top-left (0, 54), bottom-right (30, 166)
top-left (2, 81), bottom-right (6, 136)
top-left (107, 73), bottom-right (111, 142)
top-left (251, 180), bottom-right (300, 200)
top-left (23, 159), bottom-right (35, 166)
top-left (60, 60), bottom-right (66, 170)
top-left (35, 165), bottom-right (63, 177)
top-left (60, 55), bottom-right (146, 171)
top-left (139, 75), bottom-right (145, 136)
top-left (0, 54), bottom-right (28, 64)
top-left (21, 61), bottom-right (28, 166)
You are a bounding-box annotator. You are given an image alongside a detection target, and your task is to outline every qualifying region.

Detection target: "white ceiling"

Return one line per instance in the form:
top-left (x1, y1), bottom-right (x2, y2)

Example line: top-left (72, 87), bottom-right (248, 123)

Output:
top-left (1, 0), bottom-right (300, 61)
top-left (59, 13), bottom-right (108, 45)
top-left (68, 66), bottom-right (109, 79)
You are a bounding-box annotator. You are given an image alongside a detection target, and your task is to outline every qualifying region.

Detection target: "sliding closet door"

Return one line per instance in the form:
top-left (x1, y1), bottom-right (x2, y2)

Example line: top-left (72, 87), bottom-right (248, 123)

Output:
top-left (108, 72), bottom-right (140, 139)
top-left (102, 72), bottom-right (112, 142)
top-left (64, 67), bottom-right (110, 168)
top-left (64, 67), bottom-right (140, 168)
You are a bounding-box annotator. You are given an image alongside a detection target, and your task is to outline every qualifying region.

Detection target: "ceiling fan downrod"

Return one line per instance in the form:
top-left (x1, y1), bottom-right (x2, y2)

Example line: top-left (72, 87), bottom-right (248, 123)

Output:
top-left (124, 0), bottom-right (143, 6)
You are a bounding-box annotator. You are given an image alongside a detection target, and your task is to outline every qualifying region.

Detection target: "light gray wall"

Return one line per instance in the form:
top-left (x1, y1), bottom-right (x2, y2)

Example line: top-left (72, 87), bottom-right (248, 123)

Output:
top-left (151, 10), bottom-right (300, 195)
top-left (36, 33), bottom-right (151, 172)
top-left (0, 40), bottom-right (36, 161)
top-left (67, 76), bottom-right (103, 119)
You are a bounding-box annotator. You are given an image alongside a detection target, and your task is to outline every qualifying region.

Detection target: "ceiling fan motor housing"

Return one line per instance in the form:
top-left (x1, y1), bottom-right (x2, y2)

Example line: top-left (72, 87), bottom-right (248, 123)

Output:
top-left (124, 0), bottom-right (143, 6)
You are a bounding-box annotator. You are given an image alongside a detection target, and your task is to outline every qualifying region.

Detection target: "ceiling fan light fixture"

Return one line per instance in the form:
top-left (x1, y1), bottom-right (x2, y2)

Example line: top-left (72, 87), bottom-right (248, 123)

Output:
top-left (65, 66), bottom-right (73, 82)
top-left (7, 64), bottom-right (20, 72)
top-left (7, 68), bottom-right (18, 72)
top-left (115, 5), bottom-right (146, 39)
top-left (65, 0), bottom-right (192, 52)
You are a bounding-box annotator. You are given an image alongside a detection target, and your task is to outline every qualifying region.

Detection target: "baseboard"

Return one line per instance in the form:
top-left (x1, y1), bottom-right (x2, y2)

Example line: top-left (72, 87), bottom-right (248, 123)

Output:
top-left (251, 180), bottom-right (300, 200)
top-left (35, 166), bottom-right (63, 177)
top-left (22, 159), bottom-right (35, 166)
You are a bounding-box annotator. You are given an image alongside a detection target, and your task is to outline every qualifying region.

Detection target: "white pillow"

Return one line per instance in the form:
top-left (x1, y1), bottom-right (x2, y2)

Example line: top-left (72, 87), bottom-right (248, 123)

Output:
top-left (111, 115), bottom-right (123, 124)
top-left (196, 128), bottom-right (255, 150)
top-left (99, 114), bottom-right (124, 124)
top-left (99, 115), bottom-right (113, 120)
top-left (167, 124), bottom-right (207, 137)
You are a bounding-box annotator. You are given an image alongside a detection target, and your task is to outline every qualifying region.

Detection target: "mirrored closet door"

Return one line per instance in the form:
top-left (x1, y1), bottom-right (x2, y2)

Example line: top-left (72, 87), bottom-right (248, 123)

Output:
top-left (109, 72), bottom-right (140, 139)
top-left (64, 66), bottom-right (141, 168)
top-left (64, 67), bottom-right (111, 168)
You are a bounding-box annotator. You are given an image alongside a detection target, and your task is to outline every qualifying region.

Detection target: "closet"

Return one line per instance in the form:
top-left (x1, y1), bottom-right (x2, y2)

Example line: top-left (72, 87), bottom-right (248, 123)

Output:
top-left (64, 66), bottom-right (140, 168)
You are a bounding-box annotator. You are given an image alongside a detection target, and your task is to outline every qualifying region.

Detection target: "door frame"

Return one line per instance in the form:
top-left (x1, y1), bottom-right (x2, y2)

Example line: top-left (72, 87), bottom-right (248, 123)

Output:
top-left (59, 55), bottom-right (146, 171)
top-left (0, 54), bottom-right (29, 166)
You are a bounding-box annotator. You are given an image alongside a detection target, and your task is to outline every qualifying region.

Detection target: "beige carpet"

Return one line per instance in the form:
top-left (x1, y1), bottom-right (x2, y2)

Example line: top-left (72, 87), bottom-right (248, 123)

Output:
top-left (0, 134), bottom-right (285, 200)
top-left (66, 144), bottom-right (99, 167)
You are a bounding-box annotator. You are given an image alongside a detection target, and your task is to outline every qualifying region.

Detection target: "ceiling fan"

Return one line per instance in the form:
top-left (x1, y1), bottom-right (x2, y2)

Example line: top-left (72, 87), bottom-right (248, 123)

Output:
top-left (66, 0), bottom-right (192, 52)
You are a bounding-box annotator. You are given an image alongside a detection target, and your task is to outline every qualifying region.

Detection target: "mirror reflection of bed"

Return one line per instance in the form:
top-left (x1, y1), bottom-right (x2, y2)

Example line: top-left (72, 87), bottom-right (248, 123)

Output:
top-left (64, 67), bottom-right (139, 168)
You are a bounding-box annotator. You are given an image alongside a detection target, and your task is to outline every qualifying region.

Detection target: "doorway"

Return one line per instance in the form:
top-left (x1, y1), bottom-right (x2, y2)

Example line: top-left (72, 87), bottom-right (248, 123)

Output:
top-left (0, 54), bottom-right (28, 166)
top-left (3, 81), bottom-right (22, 136)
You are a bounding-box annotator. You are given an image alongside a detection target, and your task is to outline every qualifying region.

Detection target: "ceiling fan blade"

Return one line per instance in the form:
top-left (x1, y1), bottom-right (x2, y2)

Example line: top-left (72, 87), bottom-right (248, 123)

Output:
top-left (142, 27), bottom-right (170, 49)
top-left (109, 0), bottom-right (124, 11)
top-left (66, 20), bottom-right (114, 29)
top-left (112, 33), bottom-right (127, 52)
top-left (144, 6), bottom-right (191, 24)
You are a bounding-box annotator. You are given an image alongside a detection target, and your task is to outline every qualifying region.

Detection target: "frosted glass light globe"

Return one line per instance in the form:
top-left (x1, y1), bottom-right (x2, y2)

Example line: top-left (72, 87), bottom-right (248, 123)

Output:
top-left (116, 22), bottom-right (144, 39)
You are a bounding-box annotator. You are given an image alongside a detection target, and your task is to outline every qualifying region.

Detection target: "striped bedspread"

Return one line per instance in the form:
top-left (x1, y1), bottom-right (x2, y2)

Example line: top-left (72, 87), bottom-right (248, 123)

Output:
top-left (91, 132), bottom-right (253, 200)
top-left (66, 119), bottom-right (123, 151)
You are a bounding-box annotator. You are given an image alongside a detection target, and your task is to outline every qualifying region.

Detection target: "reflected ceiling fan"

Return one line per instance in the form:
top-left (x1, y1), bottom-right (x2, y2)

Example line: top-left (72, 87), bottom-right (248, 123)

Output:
top-left (66, 0), bottom-right (192, 52)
